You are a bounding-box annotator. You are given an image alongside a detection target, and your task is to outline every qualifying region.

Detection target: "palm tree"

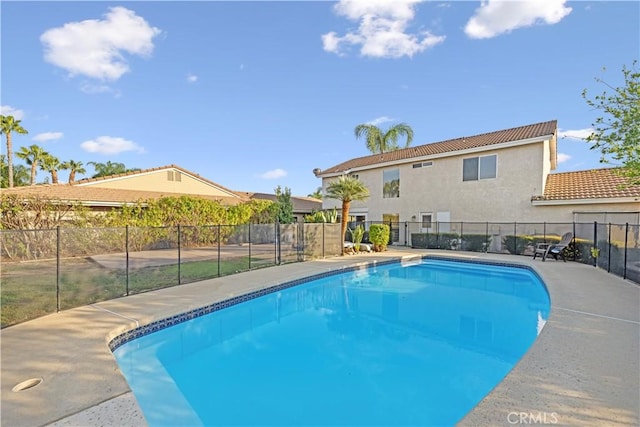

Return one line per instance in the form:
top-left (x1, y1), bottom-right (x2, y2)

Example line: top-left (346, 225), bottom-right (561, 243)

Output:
top-left (40, 153), bottom-right (63, 184)
top-left (89, 161), bottom-right (128, 178)
top-left (354, 122), bottom-right (414, 154)
top-left (1, 155), bottom-right (30, 187)
top-left (16, 144), bottom-right (49, 185)
top-left (1, 115), bottom-right (29, 188)
top-left (308, 187), bottom-right (323, 199)
top-left (61, 160), bottom-right (86, 183)
top-left (325, 175), bottom-right (369, 253)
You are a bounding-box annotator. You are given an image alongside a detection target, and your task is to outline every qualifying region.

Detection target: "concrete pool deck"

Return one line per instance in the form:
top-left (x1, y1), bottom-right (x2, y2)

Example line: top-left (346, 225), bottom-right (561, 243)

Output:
top-left (1, 249), bottom-right (638, 427)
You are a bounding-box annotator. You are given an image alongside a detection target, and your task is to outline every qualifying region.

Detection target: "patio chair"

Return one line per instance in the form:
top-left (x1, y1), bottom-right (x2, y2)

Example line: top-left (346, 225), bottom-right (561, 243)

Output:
top-left (533, 232), bottom-right (573, 262)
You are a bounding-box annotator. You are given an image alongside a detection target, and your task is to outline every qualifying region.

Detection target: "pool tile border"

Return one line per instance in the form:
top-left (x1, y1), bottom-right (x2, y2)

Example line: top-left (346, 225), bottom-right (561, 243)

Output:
top-left (108, 255), bottom-right (542, 352)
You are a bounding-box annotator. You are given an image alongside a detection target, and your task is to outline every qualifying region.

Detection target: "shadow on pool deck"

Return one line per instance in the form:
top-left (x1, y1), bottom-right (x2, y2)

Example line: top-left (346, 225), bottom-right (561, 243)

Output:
top-left (1, 249), bottom-right (638, 427)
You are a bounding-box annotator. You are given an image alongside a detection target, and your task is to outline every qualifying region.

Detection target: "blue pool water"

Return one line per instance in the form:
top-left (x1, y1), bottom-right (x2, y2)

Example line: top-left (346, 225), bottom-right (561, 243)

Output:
top-left (113, 258), bottom-right (550, 426)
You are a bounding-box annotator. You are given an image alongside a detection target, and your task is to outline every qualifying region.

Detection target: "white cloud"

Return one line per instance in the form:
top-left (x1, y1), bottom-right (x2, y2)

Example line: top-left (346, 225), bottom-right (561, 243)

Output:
top-left (33, 132), bottom-right (63, 142)
top-left (40, 6), bottom-right (161, 81)
top-left (556, 153), bottom-right (571, 164)
top-left (80, 82), bottom-right (121, 96)
top-left (186, 73), bottom-right (198, 83)
top-left (80, 136), bottom-right (145, 155)
top-left (1, 105), bottom-right (25, 120)
top-left (368, 116), bottom-right (395, 126)
top-left (465, 0), bottom-right (572, 39)
top-left (322, 0), bottom-right (445, 58)
top-left (558, 128), bottom-right (594, 140)
top-left (259, 168), bottom-right (288, 180)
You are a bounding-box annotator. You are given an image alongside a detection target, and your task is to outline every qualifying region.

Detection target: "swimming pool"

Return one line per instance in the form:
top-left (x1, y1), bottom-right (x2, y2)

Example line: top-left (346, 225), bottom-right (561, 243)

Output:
top-left (112, 258), bottom-right (550, 426)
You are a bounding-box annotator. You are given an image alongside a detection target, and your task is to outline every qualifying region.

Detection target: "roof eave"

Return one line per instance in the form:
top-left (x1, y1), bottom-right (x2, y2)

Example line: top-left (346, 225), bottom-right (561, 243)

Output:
top-left (532, 197), bottom-right (640, 206)
top-left (317, 134), bottom-right (555, 177)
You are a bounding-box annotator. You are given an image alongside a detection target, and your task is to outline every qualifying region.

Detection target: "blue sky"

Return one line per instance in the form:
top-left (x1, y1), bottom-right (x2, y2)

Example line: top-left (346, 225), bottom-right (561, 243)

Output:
top-left (2, 1), bottom-right (638, 196)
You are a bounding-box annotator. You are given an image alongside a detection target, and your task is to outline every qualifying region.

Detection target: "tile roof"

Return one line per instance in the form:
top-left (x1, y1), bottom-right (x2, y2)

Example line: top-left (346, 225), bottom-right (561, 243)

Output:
top-left (317, 120), bottom-right (557, 175)
top-left (1, 183), bottom-right (247, 206)
top-left (240, 192), bottom-right (322, 212)
top-left (74, 164), bottom-right (240, 198)
top-left (536, 168), bottom-right (640, 201)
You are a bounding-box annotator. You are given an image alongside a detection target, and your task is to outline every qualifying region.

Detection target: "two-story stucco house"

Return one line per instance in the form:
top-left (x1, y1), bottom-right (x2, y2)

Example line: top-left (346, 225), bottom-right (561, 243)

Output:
top-left (314, 120), bottom-right (640, 245)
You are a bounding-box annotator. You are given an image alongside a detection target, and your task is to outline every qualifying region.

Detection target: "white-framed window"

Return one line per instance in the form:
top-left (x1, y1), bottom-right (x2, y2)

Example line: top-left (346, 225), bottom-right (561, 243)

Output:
top-left (463, 155), bottom-right (496, 181)
top-left (420, 212), bottom-right (433, 232)
top-left (412, 161), bottom-right (433, 169)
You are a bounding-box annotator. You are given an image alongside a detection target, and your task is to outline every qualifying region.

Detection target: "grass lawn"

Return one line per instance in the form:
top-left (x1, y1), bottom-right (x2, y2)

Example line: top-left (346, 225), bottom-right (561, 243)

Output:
top-left (1, 255), bottom-right (274, 328)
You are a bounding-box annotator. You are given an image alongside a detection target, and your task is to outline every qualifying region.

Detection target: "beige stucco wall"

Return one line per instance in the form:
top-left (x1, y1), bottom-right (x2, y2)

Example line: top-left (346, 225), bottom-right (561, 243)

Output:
top-left (532, 202), bottom-right (640, 223)
top-left (82, 169), bottom-right (237, 198)
top-left (321, 141), bottom-right (639, 225)
top-left (323, 142), bottom-right (549, 222)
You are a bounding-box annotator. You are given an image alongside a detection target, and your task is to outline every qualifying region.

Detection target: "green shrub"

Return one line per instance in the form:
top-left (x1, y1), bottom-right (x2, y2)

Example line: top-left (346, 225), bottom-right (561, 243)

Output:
top-left (502, 235), bottom-right (533, 255)
top-left (461, 234), bottom-right (491, 252)
top-left (369, 224), bottom-right (390, 252)
top-left (411, 233), bottom-right (460, 249)
top-left (410, 233), bottom-right (428, 248)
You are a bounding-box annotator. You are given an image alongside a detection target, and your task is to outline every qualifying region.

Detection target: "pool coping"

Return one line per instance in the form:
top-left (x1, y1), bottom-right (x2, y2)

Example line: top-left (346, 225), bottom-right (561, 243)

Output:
top-left (1, 249), bottom-right (638, 426)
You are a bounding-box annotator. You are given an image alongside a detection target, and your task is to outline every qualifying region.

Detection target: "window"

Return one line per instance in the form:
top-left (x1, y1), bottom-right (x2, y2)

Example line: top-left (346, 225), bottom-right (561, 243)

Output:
top-left (420, 212), bottom-right (433, 233)
top-left (383, 169), bottom-right (400, 198)
top-left (463, 155), bottom-right (496, 181)
top-left (421, 214), bottom-right (432, 229)
top-left (412, 161), bottom-right (433, 169)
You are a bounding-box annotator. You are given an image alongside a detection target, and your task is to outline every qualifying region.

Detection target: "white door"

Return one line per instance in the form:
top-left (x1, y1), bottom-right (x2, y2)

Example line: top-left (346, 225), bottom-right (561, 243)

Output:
top-left (419, 212), bottom-right (433, 233)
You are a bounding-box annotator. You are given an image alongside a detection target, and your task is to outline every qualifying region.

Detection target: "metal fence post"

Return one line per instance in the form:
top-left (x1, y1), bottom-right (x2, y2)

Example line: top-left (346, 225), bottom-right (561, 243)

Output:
top-left (275, 222), bottom-right (280, 265)
top-left (177, 225), bottom-right (182, 285)
top-left (593, 222), bottom-right (598, 267)
top-left (56, 226), bottom-right (61, 313)
top-left (217, 224), bottom-right (221, 277)
top-left (623, 223), bottom-right (629, 279)
top-left (572, 222), bottom-right (576, 261)
top-left (125, 225), bottom-right (130, 295)
top-left (607, 223), bottom-right (612, 273)
top-left (404, 221), bottom-right (407, 246)
top-left (248, 223), bottom-right (252, 270)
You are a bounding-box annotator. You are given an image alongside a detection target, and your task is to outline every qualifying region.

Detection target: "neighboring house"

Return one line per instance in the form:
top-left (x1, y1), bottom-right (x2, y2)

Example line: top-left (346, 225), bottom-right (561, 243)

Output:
top-left (1, 165), bottom-right (322, 222)
top-left (532, 168), bottom-right (640, 225)
top-left (1, 165), bottom-right (249, 211)
top-left (314, 120), bottom-right (640, 244)
top-left (239, 192), bottom-right (322, 222)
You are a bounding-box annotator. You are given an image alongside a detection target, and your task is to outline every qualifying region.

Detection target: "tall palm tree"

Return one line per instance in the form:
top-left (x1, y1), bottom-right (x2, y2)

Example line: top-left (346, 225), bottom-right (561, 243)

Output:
top-left (16, 144), bottom-right (48, 185)
top-left (354, 122), bottom-right (414, 154)
top-left (325, 175), bottom-right (369, 253)
top-left (61, 160), bottom-right (86, 183)
top-left (0, 115), bottom-right (29, 188)
top-left (40, 154), bottom-right (63, 184)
